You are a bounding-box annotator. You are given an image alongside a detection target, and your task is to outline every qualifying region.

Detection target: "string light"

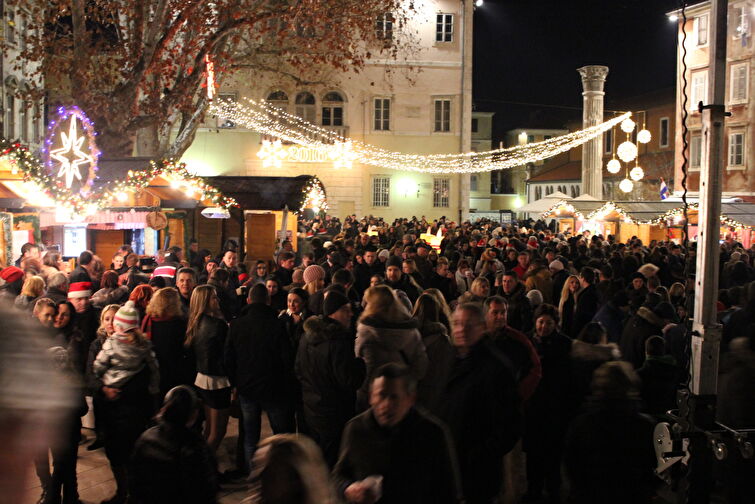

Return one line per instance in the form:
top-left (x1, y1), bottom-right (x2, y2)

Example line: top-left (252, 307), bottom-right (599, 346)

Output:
top-left (617, 141), bottom-right (638, 162)
top-left (606, 158), bottom-right (621, 174)
top-left (0, 138), bottom-right (237, 215)
top-left (209, 97), bottom-right (632, 174)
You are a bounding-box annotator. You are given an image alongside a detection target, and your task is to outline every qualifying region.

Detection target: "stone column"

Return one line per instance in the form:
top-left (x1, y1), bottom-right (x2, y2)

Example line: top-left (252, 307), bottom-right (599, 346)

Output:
top-left (458, 0), bottom-right (474, 221)
top-left (577, 65), bottom-right (609, 199)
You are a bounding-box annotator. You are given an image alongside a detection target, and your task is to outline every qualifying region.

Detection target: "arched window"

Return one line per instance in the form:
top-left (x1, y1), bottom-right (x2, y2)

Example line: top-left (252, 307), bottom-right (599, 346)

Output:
top-left (266, 90), bottom-right (289, 111)
top-left (322, 91), bottom-right (344, 127)
top-left (295, 92), bottom-right (316, 123)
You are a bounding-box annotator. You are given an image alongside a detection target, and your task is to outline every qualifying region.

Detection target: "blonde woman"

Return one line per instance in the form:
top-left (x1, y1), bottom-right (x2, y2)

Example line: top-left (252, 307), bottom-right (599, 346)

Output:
top-left (144, 287), bottom-right (192, 399)
top-left (185, 285), bottom-right (230, 453)
top-left (14, 275), bottom-right (45, 311)
top-left (302, 264), bottom-right (326, 296)
top-left (458, 276), bottom-right (490, 305)
top-left (558, 275), bottom-right (580, 336)
top-left (93, 301), bottom-right (159, 504)
top-left (85, 304), bottom-right (120, 451)
top-left (355, 285), bottom-right (428, 408)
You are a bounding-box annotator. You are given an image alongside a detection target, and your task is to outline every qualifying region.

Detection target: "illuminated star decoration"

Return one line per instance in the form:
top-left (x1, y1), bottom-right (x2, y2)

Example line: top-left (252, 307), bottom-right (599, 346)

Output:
top-left (49, 116), bottom-right (94, 189)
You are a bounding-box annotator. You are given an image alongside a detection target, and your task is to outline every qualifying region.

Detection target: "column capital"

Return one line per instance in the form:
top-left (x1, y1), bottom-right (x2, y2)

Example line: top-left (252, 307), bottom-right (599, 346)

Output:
top-left (577, 65), bottom-right (609, 93)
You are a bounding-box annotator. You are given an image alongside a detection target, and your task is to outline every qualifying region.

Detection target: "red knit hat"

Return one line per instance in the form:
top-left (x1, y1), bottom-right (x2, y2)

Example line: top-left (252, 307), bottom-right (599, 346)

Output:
top-left (0, 266), bottom-right (24, 283)
top-left (68, 281), bottom-right (92, 299)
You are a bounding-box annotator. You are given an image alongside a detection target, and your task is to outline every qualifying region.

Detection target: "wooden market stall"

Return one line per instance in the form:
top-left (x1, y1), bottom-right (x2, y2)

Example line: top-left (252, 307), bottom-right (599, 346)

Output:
top-left (208, 175), bottom-right (327, 263)
top-left (540, 199), bottom-right (605, 235)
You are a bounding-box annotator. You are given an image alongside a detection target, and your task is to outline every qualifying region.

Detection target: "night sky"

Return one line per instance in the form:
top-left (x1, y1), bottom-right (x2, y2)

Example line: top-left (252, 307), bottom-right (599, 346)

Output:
top-left (473, 0), bottom-right (681, 140)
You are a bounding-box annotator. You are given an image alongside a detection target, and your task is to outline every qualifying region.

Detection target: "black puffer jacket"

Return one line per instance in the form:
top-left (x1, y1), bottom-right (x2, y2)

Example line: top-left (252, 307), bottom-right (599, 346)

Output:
top-left (129, 422), bottom-right (218, 504)
top-left (225, 303), bottom-right (289, 401)
top-left (190, 315), bottom-right (228, 378)
top-left (437, 340), bottom-right (520, 503)
top-left (295, 316), bottom-right (365, 436)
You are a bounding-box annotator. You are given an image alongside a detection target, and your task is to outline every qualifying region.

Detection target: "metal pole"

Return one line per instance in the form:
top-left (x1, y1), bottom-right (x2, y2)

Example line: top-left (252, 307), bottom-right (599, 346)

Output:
top-left (678, 1), bottom-right (727, 502)
top-left (691, 0), bottom-right (726, 398)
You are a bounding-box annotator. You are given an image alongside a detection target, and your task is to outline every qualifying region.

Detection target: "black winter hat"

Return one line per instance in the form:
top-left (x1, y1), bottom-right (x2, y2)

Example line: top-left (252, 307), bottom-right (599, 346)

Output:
top-left (386, 255), bottom-right (403, 269)
top-left (323, 291), bottom-right (350, 317)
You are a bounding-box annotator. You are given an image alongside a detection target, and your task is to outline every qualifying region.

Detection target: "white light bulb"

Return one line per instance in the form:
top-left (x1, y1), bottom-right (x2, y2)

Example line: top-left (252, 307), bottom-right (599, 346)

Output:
top-left (637, 129), bottom-right (651, 144)
top-left (475, 0), bottom-right (483, 6)
top-left (606, 159), bottom-right (621, 174)
top-left (619, 178), bottom-right (634, 193)
top-left (117, 191), bottom-right (128, 202)
top-left (630, 166), bottom-right (644, 181)
top-left (617, 141), bottom-right (638, 162)
top-left (620, 118), bottom-right (636, 133)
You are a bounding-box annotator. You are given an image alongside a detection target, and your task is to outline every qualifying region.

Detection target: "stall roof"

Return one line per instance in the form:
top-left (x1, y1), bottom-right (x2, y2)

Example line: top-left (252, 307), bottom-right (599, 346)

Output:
top-left (208, 175), bottom-right (317, 211)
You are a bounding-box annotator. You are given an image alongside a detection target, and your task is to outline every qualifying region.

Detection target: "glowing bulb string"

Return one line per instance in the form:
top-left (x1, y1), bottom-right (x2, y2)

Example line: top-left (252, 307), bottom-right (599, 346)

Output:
top-left (209, 98), bottom-right (632, 174)
top-left (541, 199), bottom-right (752, 230)
top-left (0, 138), bottom-right (237, 215)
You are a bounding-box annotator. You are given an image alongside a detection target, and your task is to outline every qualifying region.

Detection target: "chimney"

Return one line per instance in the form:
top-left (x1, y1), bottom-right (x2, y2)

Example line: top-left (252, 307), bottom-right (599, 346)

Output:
top-left (577, 65), bottom-right (609, 199)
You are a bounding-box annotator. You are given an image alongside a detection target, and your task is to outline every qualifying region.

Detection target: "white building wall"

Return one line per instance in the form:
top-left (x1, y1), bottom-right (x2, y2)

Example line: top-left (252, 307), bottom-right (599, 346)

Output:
top-left (181, 0), bottom-right (470, 222)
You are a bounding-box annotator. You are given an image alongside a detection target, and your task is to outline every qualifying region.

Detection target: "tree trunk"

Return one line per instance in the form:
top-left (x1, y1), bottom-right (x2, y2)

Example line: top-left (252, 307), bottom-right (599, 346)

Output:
top-left (136, 123), bottom-right (160, 158)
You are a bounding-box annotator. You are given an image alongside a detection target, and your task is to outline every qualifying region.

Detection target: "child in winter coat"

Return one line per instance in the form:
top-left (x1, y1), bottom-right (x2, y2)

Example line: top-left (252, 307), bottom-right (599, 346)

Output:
top-left (94, 301), bottom-right (160, 401)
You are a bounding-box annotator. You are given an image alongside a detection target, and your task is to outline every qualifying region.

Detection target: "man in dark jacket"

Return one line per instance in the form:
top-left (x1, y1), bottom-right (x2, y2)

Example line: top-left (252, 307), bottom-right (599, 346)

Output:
top-left (636, 336), bottom-right (679, 416)
top-left (384, 256), bottom-right (422, 304)
top-left (296, 292), bottom-right (366, 467)
top-left (224, 284), bottom-right (294, 470)
top-left (438, 303), bottom-right (520, 504)
top-left (354, 246), bottom-right (384, 295)
top-left (424, 259), bottom-right (458, 304)
top-left (333, 363), bottom-right (461, 504)
top-left (499, 272), bottom-right (533, 333)
top-left (619, 302), bottom-right (675, 369)
top-left (571, 267), bottom-right (600, 338)
top-left (549, 259), bottom-right (569, 304)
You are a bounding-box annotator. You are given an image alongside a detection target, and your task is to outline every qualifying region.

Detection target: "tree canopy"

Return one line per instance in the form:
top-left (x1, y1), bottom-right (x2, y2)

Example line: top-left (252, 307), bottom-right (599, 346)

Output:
top-left (6, 0), bottom-right (417, 158)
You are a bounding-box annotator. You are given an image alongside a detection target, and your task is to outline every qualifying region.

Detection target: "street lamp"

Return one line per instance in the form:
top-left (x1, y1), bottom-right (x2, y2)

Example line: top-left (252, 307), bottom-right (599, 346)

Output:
top-left (475, 0), bottom-right (484, 6)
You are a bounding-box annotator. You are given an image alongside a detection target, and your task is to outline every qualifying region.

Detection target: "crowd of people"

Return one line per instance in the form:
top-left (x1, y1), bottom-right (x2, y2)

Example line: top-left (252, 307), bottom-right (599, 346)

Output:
top-left (1, 213), bottom-right (754, 504)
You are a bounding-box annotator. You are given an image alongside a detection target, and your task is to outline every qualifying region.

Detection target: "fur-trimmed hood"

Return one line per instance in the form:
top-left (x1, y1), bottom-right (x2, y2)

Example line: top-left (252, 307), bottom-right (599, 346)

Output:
top-left (302, 315), bottom-right (351, 346)
top-left (571, 339), bottom-right (621, 362)
top-left (636, 306), bottom-right (665, 328)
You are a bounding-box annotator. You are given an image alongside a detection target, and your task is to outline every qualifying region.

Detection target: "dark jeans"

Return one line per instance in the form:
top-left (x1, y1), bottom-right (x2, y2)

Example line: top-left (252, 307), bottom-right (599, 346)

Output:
top-left (238, 395), bottom-right (294, 471)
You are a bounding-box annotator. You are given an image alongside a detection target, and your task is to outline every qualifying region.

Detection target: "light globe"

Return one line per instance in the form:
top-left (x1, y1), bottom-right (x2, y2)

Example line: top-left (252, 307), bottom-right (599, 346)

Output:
top-left (617, 141), bottom-right (638, 162)
top-left (619, 178), bottom-right (634, 193)
top-left (630, 166), bottom-right (644, 181)
top-left (620, 118), bottom-right (636, 133)
top-left (606, 159), bottom-right (621, 174)
top-left (637, 129), bottom-right (652, 144)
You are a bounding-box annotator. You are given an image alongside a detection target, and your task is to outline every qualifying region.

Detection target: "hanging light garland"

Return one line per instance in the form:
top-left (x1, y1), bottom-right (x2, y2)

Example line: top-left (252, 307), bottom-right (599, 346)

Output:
top-left (620, 118), bottom-right (636, 133)
top-left (102, 159), bottom-right (237, 209)
top-left (209, 97), bottom-right (631, 174)
top-left (0, 138), bottom-right (237, 214)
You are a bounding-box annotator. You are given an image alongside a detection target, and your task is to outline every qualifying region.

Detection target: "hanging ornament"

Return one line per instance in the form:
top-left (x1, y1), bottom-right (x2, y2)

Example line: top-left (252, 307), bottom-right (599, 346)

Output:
top-left (637, 129), bottom-right (651, 144)
top-left (630, 166), bottom-right (644, 181)
top-left (619, 178), bottom-right (634, 193)
top-left (43, 106), bottom-right (100, 196)
top-left (620, 118), bottom-right (636, 133)
top-left (606, 158), bottom-right (621, 174)
top-left (617, 141), bottom-right (638, 162)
